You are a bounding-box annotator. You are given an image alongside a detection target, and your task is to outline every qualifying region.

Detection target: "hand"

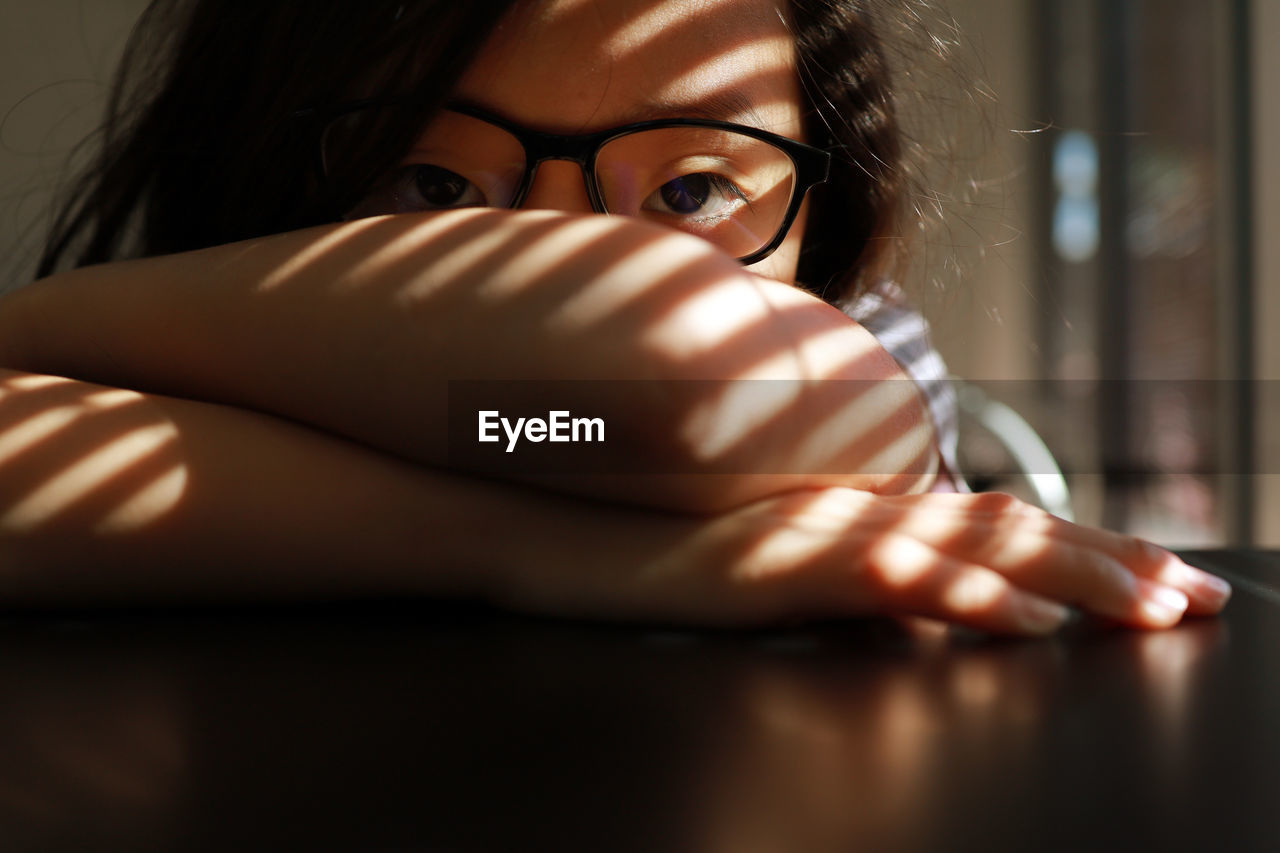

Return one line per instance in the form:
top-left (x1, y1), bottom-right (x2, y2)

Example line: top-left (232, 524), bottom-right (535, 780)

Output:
top-left (0, 368), bottom-right (1229, 636)
top-left (551, 487), bottom-right (1232, 635)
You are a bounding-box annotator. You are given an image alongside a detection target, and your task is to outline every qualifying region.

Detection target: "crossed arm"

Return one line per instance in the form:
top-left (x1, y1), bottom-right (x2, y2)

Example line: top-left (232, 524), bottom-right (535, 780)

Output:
top-left (0, 210), bottom-right (1230, 631)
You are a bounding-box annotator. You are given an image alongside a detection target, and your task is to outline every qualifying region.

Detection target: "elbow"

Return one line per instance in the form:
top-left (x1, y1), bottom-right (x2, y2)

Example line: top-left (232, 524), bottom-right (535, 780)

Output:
top-left (651, 385), bottom-right (938, 513)
top-left (618, 275), bottom-right (940, 511)
top-left (592, 349), bottom-right (939, 514)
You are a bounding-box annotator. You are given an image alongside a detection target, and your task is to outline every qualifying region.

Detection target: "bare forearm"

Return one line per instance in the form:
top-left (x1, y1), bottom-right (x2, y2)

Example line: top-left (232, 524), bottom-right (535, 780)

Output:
top-left (0, 369), bottom-right (488, 602)
top-left (1, 211), bottom-right (936, 510)
top-left (0, 368), bottom-right (697, 610)
top-left (0, 370), bottom-right (1231, 632)
top-left (0, 368), bottom-right (800, 618)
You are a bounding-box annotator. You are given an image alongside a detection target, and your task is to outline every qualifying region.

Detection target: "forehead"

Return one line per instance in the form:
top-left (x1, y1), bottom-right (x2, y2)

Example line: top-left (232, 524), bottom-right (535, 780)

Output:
top-left (456, 0), bottom-right (802, 133)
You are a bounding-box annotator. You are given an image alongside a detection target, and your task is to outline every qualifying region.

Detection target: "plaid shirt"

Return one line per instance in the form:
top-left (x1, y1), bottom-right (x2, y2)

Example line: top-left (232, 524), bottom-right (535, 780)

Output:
top-left (849, 281), bottom-right (964, 490)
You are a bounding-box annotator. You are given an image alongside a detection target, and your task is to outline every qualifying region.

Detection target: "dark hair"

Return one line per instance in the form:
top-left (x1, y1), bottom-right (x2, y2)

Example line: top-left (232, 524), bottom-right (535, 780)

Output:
top-left (38, 0), bottom-right (919, 306)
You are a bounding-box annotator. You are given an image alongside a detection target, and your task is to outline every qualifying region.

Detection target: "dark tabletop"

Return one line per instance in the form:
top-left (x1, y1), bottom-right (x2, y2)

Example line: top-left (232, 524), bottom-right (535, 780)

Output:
top-left (1, 550), bottom-right (1276, 853)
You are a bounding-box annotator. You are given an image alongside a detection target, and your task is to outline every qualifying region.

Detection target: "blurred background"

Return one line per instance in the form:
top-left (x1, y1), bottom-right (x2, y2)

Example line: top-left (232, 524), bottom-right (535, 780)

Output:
top-left (1, 0), bottom-right (1277, 547)
top-left (920, 0), bottom-right (1278, 549)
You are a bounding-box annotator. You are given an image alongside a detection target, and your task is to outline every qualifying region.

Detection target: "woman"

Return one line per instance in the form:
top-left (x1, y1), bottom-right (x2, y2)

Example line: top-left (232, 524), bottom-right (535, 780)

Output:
top-left (0, 0), bottom-right (1230, 631)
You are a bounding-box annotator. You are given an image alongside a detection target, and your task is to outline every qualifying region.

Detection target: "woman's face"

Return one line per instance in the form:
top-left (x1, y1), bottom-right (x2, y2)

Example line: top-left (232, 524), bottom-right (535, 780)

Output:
top-left (451, 0), bottom-right (811, 283)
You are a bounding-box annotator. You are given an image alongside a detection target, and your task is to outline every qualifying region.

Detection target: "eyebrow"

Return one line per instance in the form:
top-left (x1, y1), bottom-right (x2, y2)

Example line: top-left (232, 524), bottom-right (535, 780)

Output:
top-left (619, 90), bottom-right (771, 129)
top-left (451, 89), bottom-right (773, 133)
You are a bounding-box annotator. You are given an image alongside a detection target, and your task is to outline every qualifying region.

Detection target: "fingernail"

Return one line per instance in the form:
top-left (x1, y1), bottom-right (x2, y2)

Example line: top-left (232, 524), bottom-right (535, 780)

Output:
top-left (1190, 571), bottom-right (1232, 604)
top-left (1137, 581), bottom-right (1189, 624)
top-left (1018, 595), bottom-right (1071, 634)
top-left (1157, 558), bottom-right (1232, 608)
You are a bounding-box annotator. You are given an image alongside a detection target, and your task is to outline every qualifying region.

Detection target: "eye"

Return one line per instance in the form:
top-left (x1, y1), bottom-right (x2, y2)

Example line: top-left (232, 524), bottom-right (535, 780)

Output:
top-left (410, 164), bottom-right (487, 208)
top-left (642, 173), bottom-right (746, 219)
top-left (347, 164), bottom-right (488, 217)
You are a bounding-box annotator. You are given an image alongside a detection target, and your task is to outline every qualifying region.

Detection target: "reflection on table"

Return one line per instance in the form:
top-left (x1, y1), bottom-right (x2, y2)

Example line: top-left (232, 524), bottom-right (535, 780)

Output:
top-left (0, 550), bottom-right (1275, 852)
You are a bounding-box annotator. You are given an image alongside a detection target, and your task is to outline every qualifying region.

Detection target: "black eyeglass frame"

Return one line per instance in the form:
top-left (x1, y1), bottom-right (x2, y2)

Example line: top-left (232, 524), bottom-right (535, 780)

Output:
top-left (301, 99), bottom-right (832, 265)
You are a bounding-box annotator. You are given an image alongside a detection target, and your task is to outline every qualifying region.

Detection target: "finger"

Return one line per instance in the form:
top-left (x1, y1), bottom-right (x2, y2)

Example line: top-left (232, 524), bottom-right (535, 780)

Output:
top-left (1030, 524), bottom-right (1230, 615)
top-left (861, 532), bottom-right (1071, 636)
top-left (964, 507), bottom-right (1229, 616)
top-left (877, 510), bottom-right (1187, 628)
top-left (880, 492), bottom-right (1230, 616)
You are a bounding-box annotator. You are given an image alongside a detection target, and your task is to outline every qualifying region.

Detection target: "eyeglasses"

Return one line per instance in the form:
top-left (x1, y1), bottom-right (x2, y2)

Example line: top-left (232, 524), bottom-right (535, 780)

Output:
top-left (314, 101), bottom-right (831, 265)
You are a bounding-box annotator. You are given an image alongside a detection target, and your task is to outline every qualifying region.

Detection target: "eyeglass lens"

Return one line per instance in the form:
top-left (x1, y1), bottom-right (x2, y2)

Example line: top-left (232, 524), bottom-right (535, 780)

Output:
top-left (329, 110), bottom-right (800, 261)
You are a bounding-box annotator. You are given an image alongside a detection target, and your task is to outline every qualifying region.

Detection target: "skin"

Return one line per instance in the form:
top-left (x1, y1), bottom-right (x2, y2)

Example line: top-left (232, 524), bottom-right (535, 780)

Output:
top-left (0, 0), bottom-right (1231, 632)
top-left (453, 0), bottom-right (811, 281)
